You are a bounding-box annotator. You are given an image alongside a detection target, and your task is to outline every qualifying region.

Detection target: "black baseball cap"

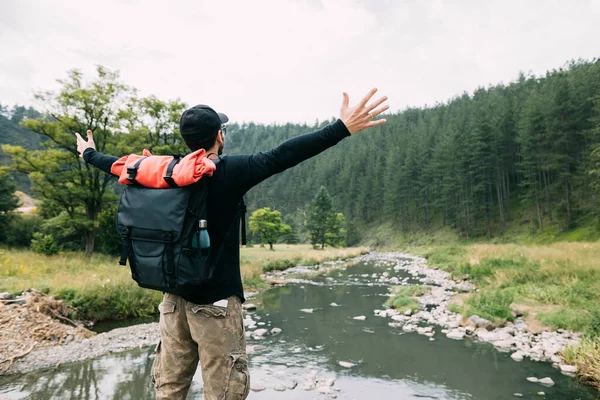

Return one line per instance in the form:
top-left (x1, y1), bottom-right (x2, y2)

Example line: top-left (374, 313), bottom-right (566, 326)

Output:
top-left (179, 105), bottom-right (229, 141)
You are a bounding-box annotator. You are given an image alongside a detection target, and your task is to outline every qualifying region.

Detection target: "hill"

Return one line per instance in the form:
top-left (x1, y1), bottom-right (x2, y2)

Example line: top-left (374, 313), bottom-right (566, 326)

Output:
top-left (0, 105), bottom-right (44, 191)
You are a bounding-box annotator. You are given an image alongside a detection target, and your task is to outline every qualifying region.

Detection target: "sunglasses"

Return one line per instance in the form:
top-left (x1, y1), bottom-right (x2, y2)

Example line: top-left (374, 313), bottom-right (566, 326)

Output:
top-left (221, 125), bottom-right (227, 136)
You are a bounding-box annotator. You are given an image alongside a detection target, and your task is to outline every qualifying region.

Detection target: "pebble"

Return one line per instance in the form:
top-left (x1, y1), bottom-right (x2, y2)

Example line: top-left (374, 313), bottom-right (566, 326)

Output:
top-left (300, 308), bottom-right (314, 313)
top-left (338, 361), bottom-right (355, 368)
top-left (353, 316), bottom-right (366, 321)
top-left (316, 386), bottom-right (332, 394)
top-left (250, 382), bottom-right (266, 392)
top-left (242, 303), bottom-right (257, 311)
top-left (527, 377), bottom-right (539, 383)
top-left (446, 329), bottom-right (465, 340)
top-left (330, 302), bottom-right (340, 307)
top-left (537, 377), bottom-right (555, 387)
top-left (270, 327), bottom-right (282, 335)
top-left (285, 380), bottom-right (298, 390)
top-left (273, 384), bottom-right (286, 391)
top-left (513, 393), bottom-right (523, 397)
top-left (511, 351), bottom-right (524, 362)
top-left (559, 364), bottom-right (577, 373)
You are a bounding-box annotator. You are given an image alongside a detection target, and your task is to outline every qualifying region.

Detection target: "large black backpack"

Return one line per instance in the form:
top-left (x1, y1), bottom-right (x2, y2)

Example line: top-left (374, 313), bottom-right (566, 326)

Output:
top-left (115, 157), bottom-right (246, 297)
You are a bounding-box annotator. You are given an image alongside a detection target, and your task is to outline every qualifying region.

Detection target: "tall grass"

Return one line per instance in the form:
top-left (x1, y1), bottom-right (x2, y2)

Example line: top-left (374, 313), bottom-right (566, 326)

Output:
top-left (0, 245), bottom-right (367, 321)
top-left (385, 285), bottom-right (431, 312)
top-left (562, 338), bottom-right (600, 391)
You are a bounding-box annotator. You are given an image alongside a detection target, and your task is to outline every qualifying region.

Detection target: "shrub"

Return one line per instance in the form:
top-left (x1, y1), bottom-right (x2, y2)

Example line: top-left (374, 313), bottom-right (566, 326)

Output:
top-left (30, 232), bottom-right (59, 255)
top-left (262, 258), bottom-right (299, 272)
top-left (3, 214), bottom-right (43, 247)
top-left (95, 205), bottom-right (122, 255)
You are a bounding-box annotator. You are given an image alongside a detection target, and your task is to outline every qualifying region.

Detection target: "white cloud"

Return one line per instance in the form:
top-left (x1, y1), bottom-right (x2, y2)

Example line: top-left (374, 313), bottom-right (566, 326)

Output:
top-left (0, 0), bottom-right (599, 124)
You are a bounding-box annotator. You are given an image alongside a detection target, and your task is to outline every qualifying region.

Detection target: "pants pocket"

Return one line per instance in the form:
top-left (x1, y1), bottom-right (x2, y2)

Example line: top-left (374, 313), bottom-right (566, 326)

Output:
top-left (222, 352), bottom-right (250, 399)
top-left (190, 304), bottom-right (227, 318)
top-left (151, 340), bottom-right (162, 389)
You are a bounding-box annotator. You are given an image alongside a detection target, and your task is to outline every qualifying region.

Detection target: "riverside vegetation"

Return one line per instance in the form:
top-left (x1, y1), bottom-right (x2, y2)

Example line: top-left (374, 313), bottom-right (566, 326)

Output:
top-left (393, 240), bottom-right (600, 390)
top-left (0, 245), bottom-right (367, 322)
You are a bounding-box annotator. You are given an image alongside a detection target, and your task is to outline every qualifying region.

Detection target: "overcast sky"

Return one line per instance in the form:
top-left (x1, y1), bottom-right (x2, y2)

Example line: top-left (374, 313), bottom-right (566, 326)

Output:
top-left (1, 0), bottom-right (599, 124)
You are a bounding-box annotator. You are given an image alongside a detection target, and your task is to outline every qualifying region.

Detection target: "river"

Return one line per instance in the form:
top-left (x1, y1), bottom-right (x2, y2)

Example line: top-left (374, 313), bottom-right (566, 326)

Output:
top-left (0, 255), bottom-right (596, 399)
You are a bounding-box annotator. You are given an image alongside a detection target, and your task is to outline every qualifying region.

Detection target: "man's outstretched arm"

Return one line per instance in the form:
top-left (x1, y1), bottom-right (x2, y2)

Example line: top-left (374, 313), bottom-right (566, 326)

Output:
top-left (237, 88), bottom-right (389, 192)
top-left (75, 131), bottom-right (119, 175)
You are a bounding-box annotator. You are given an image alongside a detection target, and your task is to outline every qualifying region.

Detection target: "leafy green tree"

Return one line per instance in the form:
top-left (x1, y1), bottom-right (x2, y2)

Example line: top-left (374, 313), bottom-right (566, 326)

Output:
top-left (249, 207), bottom-right (291, 250)
top-left (2, 67), bottom-right (130, 255)
top-left (325, 212), bottom-right (346, 247)
top-left (2, 67), bottom-right (188, 255)
top-left (0, 170), bottom-right (19, 242)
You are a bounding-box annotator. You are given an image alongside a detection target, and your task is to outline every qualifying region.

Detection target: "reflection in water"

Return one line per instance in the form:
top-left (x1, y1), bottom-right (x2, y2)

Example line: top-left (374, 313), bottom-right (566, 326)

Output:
top-left (0, 261), bottom-right (597, 399)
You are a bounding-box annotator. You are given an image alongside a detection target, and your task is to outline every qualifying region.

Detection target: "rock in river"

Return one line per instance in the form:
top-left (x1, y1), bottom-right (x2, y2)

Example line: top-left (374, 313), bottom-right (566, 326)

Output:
top-left (510, 351), bottom-right (524, 362)
top-left (537, 377), bottom-right (555, 387)
top-left (250, 382), bottom-right (266, 392)
top-left (446, 329), bottom-right (466, 340)
top-left (338, 361), bottom-right (356, 368)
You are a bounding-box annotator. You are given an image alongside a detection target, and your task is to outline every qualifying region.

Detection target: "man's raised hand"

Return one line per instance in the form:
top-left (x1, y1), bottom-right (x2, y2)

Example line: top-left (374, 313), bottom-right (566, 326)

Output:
top-left (75, 130), bottom-right (96, 158)
top-left (339, 88), bottom-right (389, 135)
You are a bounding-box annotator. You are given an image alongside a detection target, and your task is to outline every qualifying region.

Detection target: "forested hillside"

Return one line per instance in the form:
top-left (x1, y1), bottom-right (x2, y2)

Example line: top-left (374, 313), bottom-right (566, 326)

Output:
top-left (226, 60), bottom-right (600, 244)
top-left (0, 105), bottom-right (43, 190)
top-left (3, 60), bottom-right (599, 246)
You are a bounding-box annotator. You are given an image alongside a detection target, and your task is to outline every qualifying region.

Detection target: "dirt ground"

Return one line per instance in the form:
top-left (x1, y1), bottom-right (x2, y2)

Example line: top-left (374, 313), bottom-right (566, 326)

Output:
top-left (0, 289), bottom-right (94, 373)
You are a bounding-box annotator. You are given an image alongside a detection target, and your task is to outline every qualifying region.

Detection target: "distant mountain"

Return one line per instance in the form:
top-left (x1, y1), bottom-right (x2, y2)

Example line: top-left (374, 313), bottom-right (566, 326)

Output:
top-left (0, 105), bottom-right (44, 192)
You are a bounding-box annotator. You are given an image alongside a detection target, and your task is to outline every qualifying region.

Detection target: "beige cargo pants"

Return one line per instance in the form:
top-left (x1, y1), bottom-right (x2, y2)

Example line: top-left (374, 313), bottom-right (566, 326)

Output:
top-left (151, 293), bottom-right (250, 399)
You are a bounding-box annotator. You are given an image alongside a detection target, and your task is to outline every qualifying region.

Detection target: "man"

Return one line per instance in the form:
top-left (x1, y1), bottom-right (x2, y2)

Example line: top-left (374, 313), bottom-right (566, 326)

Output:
top-left (76, 88), bottom-right (388, 399)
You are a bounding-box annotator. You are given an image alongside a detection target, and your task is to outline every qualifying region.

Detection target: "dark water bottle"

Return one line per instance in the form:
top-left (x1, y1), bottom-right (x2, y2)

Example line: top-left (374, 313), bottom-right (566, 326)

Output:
top-left (192, 219), bottom-right (210, 255)
top-left (199, 219), bottom-right (210, 250)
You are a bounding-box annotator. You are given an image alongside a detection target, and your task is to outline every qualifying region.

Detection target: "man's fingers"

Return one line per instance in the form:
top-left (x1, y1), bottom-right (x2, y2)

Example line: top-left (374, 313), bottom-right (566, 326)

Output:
top-left (365, 96), bottom-right (388, 113)
top-left (358, 88), bottom-right (378, 109)
top-left (342, 92), bottom-right (349, 109)
top-left (369, 104), bottom-right (390, 118)
top-left (366, 118), bottom-right (387, 128)
top-left (75, 132), bottom-right (84, 142)
top-left (86, 130), bottom-right (93, 139)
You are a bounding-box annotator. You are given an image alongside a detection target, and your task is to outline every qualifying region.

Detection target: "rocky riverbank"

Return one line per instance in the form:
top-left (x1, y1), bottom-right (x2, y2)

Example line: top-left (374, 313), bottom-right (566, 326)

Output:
top-left (359, 252), bottom-right (582, 378)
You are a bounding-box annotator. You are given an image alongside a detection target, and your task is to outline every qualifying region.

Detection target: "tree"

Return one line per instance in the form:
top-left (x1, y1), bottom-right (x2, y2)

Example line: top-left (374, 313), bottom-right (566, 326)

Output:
top-left (3, 67), bottom-right (130, 255)
top-left (325, 212), bottom-right (346, 247)
top-left (2, 67), bottom-right (187, 256)
top-left (249, 207), bottom-right (291, 250)
top-left (0, 169), bottom-right (19, 242)
top-left (305, 186), bottom-right (346, 249)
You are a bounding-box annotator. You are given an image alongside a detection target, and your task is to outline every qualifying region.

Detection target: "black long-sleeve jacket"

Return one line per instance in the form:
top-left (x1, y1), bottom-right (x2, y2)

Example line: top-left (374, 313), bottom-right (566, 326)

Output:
top-left (84, 119), bottom-right (350, 304)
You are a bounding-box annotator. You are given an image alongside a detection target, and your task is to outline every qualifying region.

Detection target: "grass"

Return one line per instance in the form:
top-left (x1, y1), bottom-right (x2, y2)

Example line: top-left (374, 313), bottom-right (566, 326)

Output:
top-left (239, 244), bottom-right (369, 277)
top-left (385, 285), bottom-right (431, 312)
top-left (562, 338), bottom-right (600, 391)
top-left (462, 289), bottom-right (515, 323)
top-left (0, 244), bottom-right (367, 321)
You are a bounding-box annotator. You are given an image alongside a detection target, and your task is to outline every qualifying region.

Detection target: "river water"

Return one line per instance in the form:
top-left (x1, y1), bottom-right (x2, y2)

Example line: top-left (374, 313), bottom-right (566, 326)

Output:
top-left (0, 258), bottom-right (596, 399)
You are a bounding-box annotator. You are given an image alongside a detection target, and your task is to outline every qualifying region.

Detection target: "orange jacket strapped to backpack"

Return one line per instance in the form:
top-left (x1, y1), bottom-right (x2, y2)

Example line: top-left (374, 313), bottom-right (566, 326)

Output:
top-left (110, 148), bottom-right (216, 188)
